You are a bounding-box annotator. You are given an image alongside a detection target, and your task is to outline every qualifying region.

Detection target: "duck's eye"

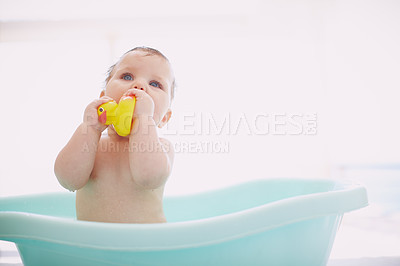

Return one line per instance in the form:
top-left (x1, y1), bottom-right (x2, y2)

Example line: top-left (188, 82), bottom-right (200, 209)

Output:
top-left (122, 74), bottom-right (133, 81)
top-left (99, 107), bottom-right (104, 112)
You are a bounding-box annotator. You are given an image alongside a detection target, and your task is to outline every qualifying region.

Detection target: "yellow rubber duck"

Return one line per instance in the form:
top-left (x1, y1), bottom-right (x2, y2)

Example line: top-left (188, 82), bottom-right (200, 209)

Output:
top-left (97, 96), bottom-right (136, 136)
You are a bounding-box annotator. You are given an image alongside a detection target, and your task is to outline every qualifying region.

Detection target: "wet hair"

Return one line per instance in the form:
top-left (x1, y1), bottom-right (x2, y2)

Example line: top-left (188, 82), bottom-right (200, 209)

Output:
top-left (105, 46), bottom-right (176, 100)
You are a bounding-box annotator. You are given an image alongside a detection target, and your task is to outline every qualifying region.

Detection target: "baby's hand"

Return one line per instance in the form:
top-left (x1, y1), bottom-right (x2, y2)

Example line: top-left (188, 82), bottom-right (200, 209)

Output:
top-left (122, 89), bottom-right (154, 119)
top-left (83, 96), bottom-right (114, 132)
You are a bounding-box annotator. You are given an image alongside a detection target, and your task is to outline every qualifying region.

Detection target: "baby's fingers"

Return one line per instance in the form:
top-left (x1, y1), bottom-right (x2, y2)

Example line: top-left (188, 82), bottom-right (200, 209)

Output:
top-left (123, 88), bottom-right (142, 96)
top-left (86, 97), bottom-right (114, 111)
top-left (95, 96), bottom-right (115, 107)
top-left (122, 88), bottom-right (146, 100)
top-left (99, 95), bottom-right (114, 103)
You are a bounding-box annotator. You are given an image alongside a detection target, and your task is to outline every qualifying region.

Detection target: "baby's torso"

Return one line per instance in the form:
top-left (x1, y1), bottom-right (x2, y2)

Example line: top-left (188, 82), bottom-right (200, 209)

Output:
top-left (76, 136), bottom-right (166, 223)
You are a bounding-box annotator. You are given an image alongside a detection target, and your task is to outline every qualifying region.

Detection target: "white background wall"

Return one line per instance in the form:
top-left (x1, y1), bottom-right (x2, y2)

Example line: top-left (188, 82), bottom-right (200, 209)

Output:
top-left (0, 0), bottom-right (399, 197)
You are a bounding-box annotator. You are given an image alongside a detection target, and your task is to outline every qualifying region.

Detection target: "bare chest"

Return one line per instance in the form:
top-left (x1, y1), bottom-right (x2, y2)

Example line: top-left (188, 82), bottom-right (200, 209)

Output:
top-left (90, 138), bottom-right (132, 183)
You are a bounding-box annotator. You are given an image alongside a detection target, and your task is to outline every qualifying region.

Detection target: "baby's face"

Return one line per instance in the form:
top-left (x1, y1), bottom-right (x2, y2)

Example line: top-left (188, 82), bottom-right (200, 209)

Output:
top-left (104, 51), bottom-right (174, 127)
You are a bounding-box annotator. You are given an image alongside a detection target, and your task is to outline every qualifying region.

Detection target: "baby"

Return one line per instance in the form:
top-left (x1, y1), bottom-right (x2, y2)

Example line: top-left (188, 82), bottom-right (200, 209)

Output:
top-left (54, 47), bottom-right (175, 223)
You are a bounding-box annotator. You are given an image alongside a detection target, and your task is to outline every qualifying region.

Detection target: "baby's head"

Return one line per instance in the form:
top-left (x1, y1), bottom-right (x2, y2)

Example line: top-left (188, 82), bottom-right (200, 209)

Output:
top-left (102, 46), bottom-right (175, 128)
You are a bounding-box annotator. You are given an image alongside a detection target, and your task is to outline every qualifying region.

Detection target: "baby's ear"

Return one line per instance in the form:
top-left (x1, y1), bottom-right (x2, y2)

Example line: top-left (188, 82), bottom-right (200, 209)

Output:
top-left (99, 90), bottom-right (105, 98)
top-left (158, 109), bottom-right (172, 128)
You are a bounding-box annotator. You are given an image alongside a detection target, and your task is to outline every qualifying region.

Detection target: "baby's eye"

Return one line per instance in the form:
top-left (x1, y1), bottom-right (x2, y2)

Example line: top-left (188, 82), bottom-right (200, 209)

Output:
top-left (150, 81), bottom-right (161, 88)
top-left (122, 73), bottom-right (133, 81)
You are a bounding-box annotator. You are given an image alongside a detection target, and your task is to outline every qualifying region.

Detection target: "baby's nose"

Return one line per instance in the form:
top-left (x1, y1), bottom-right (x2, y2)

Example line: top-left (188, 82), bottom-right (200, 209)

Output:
top-left (132, 81), bottom-right (146, 91)
top-left (134, 85), bottom-right (144, 91)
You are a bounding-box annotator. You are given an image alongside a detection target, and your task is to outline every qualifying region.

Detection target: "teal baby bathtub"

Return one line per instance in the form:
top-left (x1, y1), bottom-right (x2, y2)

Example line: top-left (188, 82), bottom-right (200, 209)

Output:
top-left (0, 178), bottom-right (367, 266)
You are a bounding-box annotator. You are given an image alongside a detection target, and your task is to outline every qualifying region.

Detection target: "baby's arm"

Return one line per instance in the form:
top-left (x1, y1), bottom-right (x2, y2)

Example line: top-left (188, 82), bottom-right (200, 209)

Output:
top-left (124, 89), bottom-right (174, 189)
top-left (129, 117), bottom-right (174, 189)
top-left (54, 96), bottom-right (113, 191)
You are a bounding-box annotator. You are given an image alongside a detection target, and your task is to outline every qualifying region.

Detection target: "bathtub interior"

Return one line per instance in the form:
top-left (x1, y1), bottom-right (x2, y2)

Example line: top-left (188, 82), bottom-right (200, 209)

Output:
top-left (0, 178), bottom-right (337, 222)
top-left (164, 178), bottom-right (338, 222)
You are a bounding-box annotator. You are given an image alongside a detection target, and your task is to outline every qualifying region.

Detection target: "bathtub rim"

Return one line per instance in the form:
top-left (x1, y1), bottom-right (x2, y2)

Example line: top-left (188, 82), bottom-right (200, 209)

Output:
top-left (0, 178), bottom-right (368, 251)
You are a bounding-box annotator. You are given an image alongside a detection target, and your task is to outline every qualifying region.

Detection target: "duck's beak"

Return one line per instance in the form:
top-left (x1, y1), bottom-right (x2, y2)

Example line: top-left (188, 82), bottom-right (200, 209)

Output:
top-left (99, 111), bottom-right (107, 124)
